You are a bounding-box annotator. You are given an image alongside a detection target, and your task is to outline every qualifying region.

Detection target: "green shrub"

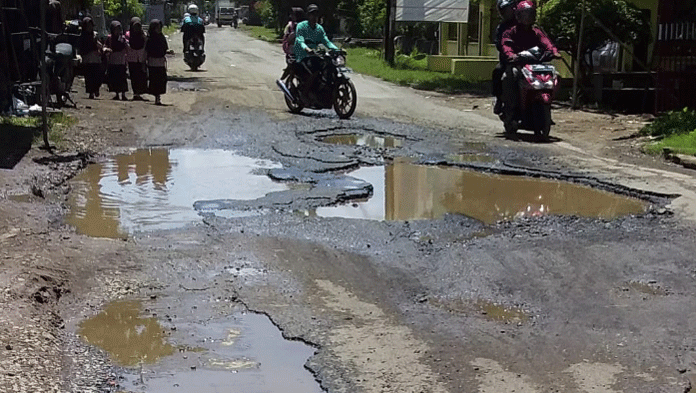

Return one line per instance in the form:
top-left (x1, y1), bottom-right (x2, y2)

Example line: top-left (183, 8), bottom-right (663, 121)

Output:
top-left (641, 108), bottom-right (696, 137)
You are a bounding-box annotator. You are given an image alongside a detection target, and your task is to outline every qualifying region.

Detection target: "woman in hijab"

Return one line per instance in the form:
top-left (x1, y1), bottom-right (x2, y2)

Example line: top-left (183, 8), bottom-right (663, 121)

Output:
top-left (78, 16), bottom-right (103, 99)
top-left (125, 17), bottom-right (148, 101)
top-left (145, 20), bottom-right (168, 105)
top-left (104, 20), bottom-right (129, 101)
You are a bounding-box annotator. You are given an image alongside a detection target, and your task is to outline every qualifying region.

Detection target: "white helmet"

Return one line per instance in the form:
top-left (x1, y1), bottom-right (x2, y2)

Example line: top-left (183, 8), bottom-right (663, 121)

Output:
top-left (187, 4), bottom-right (199, 14)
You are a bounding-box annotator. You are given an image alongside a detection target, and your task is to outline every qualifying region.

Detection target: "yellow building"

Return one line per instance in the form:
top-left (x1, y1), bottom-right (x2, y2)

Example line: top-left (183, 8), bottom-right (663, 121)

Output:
top-left (427, 0), bottom-right (660, 81)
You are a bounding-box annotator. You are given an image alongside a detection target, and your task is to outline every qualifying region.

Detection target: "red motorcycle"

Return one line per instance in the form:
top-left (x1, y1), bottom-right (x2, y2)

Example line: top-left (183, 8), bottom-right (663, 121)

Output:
top-left (501, 47), bottom-right (560, 140)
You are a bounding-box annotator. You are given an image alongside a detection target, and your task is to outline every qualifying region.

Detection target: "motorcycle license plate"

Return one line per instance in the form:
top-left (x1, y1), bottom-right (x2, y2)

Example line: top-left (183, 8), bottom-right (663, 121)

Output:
top-left (530, 64), bottom-right (555, 73)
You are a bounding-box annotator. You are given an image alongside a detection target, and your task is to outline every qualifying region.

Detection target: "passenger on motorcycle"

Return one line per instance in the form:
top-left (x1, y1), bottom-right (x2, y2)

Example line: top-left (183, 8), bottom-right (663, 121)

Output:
top-left (492, 0), bottom-right (517, 114)
top-left (500, 0), bottom-right (559, 117)
top-left (280, 7), bottom-right (306, 80)
top-left (293, 4), bottom-right (339, 100)
top-left (182, 4), bottom-right (205, 49)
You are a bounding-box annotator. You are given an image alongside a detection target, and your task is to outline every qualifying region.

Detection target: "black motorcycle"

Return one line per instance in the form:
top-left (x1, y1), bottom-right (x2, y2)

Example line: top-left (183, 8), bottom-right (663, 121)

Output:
top-left (277, 49), bottom-right (357, 119)
top-left (184, 35), bottom-right (206, 71)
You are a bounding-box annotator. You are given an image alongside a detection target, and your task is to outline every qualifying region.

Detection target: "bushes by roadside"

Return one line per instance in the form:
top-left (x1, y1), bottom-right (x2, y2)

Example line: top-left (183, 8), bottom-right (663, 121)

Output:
top-left (642, 108), bottom-right (696, 156)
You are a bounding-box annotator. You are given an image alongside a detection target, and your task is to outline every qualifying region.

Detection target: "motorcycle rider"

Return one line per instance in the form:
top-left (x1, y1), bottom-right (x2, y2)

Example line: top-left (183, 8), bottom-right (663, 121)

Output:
top-left (293, 3), bottom-right (339, 102)
top-left (500, 0), bottom-right (559, 121)
top-left (492, 0), bottom-right (517, 114)
top-left (181, 4), bottom-right (205, 50)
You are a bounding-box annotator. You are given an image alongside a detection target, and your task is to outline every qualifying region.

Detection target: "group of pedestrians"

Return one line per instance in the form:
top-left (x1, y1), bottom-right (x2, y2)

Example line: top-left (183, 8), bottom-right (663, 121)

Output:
top-left (78, 16), bottom-right (169, 105)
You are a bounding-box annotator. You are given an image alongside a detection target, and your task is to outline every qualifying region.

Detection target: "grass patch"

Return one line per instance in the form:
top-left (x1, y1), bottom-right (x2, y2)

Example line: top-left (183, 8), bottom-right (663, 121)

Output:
top-left (238, 25), bottom-right (280, 42)
top-left (1, 113), bottom-right (76, 147)
top-left (643, 130), bottom-right (696, 156)
top-left (345, 47), bottom-right (485, 94)
top-left (641, 107), bottom-right (696, 137)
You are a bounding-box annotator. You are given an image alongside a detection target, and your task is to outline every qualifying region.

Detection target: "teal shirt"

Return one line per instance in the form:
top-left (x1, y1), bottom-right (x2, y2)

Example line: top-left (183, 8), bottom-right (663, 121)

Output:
top-left (293, 20), bottom-right (338, 62)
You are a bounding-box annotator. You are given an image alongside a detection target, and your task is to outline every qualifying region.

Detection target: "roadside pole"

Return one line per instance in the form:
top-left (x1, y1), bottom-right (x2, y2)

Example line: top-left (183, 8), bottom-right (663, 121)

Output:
top-left (384, 0), bottom-right (394, 65)
top-left (572, 0), bottom-right (585, 109)
top-left (40, 0), bottom-right (50, 149)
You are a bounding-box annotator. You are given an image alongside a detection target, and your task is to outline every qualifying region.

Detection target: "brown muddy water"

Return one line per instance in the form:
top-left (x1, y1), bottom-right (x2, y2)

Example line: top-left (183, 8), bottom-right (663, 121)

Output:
top-left (79, 300), bottom-right (175, 366)
top-left (66, 149), bottom-right (288, 238)
top-left (321, 134), bottom-right (402, 148)
top-left (317, 159), bottom-right (647, 223)
top-left (80, 300), bottom-right (322, 392)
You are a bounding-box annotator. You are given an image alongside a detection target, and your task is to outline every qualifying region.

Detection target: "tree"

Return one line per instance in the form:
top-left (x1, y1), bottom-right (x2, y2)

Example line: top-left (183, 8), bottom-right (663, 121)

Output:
top-left (539, 0), bottom-right (651, 73)
top-left (99, 0), bottom-right (144, 19)
top-left (357, 0), bottom-right (385, 37)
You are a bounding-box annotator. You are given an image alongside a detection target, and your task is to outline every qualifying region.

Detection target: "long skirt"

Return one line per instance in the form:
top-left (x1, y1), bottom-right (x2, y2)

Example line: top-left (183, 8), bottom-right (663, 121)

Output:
top-left (148, 66), bottom-right (167, 96)
top-left (83, 63), bottom-right (103, 94)
top-left (128, 62), bottom-right (148, 95)
top-left (106, 64), bottom-right (128, 93)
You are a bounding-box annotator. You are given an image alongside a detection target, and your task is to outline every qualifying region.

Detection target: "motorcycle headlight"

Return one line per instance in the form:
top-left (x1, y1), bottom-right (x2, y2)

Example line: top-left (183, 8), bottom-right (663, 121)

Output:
top-left (332, 55), bottom-right (346, 67)
top-left (531, 80), bottom-right (544, 89)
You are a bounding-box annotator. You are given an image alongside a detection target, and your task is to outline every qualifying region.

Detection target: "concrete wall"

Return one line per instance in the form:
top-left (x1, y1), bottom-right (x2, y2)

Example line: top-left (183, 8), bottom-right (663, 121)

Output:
top-left (451, 58), bottom-right (499, 80)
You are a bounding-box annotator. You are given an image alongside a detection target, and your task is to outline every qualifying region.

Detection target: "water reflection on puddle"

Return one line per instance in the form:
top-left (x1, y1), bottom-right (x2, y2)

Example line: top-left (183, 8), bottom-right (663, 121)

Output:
top-left (322, 134), bottom-right (402, 148)
top-left (317, 158), bottom-right (646, 223)
top-left (80, 301), bottom-right (321, 392)
top-left (79, 300), bottom-right (175, 366)
top-left (130, 312), bottom-right (320, 393)
top-left (66, 149), bottom-right (287, 238)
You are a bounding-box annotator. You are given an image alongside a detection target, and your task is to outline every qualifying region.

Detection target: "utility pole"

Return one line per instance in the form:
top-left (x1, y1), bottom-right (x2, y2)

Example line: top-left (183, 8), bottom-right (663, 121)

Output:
top-left (572, 0), bottom-right (585, 109)
top-left (40, 0), bottom-right (50, 149)
top-left (384, 0), bottom-right (394, 65)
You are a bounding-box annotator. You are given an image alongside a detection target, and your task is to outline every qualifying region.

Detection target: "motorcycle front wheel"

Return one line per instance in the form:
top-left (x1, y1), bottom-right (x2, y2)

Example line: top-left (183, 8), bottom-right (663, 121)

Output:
top-left (333, 79), bottom-right (357, 119)
top-left (532, 102), bottom-right (552, 140)
top-left (284, 75), bottom-right (304, 114)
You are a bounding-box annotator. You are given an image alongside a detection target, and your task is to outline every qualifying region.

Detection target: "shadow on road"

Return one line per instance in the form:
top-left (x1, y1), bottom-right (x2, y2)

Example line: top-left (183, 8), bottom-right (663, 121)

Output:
top-left (495, 132), bottom-right (563, 144)
top-left (0, 124), bottom-right (39, 169)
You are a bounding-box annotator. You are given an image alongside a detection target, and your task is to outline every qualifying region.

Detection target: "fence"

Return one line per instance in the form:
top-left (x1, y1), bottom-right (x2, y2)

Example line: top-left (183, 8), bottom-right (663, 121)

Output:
top-left (655, 21), bottom-right (696, 113)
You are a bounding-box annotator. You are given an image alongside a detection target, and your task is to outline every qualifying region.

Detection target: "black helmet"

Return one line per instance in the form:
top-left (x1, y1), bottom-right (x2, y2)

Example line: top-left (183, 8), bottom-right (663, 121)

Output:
top-left (497, 0), bottom-right (516, 11)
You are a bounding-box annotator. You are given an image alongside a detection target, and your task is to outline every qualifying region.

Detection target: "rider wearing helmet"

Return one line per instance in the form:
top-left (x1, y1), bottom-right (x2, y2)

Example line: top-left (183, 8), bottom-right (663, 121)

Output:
top-left (501, 0), bottom-right (559, 117)
top-left (492, 0), bottom-right (518, 114)
top-left (182, 4), bottom-right (205, 49)
top-left (293, 4), bottom-right (339, 101)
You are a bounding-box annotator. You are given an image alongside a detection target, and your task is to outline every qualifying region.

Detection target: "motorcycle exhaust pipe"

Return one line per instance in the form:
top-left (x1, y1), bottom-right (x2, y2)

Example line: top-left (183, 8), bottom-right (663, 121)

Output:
top-left (276, 79), bottom-right (295, 102)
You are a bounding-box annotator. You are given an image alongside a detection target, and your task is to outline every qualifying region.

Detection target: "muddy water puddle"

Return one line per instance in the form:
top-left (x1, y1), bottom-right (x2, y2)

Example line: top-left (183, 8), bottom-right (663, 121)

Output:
top-left (317, 158), bottom-right (646, 223)
top-left (321, 134), bottom-right (402, 148)
top-left (80, 301), bottom-right (321, 392)
top-left (79, 300), bottom-right (175, 366)
top-left (66, 149), bottom-right (287, 238)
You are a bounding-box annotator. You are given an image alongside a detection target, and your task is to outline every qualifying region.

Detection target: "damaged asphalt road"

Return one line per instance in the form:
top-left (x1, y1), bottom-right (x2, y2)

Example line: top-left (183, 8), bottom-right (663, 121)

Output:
top-left (2, 27), bottom-right (696, 393)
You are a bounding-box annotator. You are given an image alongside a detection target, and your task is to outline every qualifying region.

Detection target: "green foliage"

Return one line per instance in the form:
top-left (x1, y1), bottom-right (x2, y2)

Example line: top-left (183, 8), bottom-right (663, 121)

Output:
top-left (358, 0), bottom-right (386, 38)
top-left (255, 0), bottom-right (276, 28)
top-left (539, 0), bottom-right (651, 55)
top-left (101, 0), bottom-right (145, 19)
top-left (641, 108), bottom-right (696, 137)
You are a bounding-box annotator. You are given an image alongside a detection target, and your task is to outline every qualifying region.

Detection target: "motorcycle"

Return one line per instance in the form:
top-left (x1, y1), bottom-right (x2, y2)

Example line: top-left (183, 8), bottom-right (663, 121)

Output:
top-left (276, 48), bottom-right (357, 119)
top-left (183, 35), bottom-right (206, 71)
top-left (501, 46), bottom-right (560, 140)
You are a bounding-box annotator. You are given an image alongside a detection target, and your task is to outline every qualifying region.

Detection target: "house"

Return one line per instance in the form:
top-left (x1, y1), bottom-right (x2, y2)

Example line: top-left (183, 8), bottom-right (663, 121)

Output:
top-left (426, 0), bottom-right (572, 81)
top-left (424, 0), bottom-right (660, 89)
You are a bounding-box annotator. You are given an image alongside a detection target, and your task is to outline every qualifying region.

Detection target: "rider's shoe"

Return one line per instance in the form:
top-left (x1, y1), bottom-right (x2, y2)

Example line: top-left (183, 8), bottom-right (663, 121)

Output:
top-left (493, 98), bottom-right (503, 114)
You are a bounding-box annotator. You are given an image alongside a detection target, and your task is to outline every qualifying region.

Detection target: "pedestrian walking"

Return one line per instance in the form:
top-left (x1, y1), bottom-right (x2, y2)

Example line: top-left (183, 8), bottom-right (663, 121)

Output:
top-left (78, 16), bottom-right (103, 99)
top-left (104, 21), bottom-right (129, 101)
top-left (126, 17), bottom-right (148, 101)
top-left (145, 20), bottom-right (168, 105)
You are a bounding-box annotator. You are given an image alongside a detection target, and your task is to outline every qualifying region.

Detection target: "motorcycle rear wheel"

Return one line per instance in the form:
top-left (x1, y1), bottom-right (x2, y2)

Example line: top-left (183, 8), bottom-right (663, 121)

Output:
top-left (333, 79), bottom-right (357, 119)
top-left (284, 75), bottom-right (304, 114)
